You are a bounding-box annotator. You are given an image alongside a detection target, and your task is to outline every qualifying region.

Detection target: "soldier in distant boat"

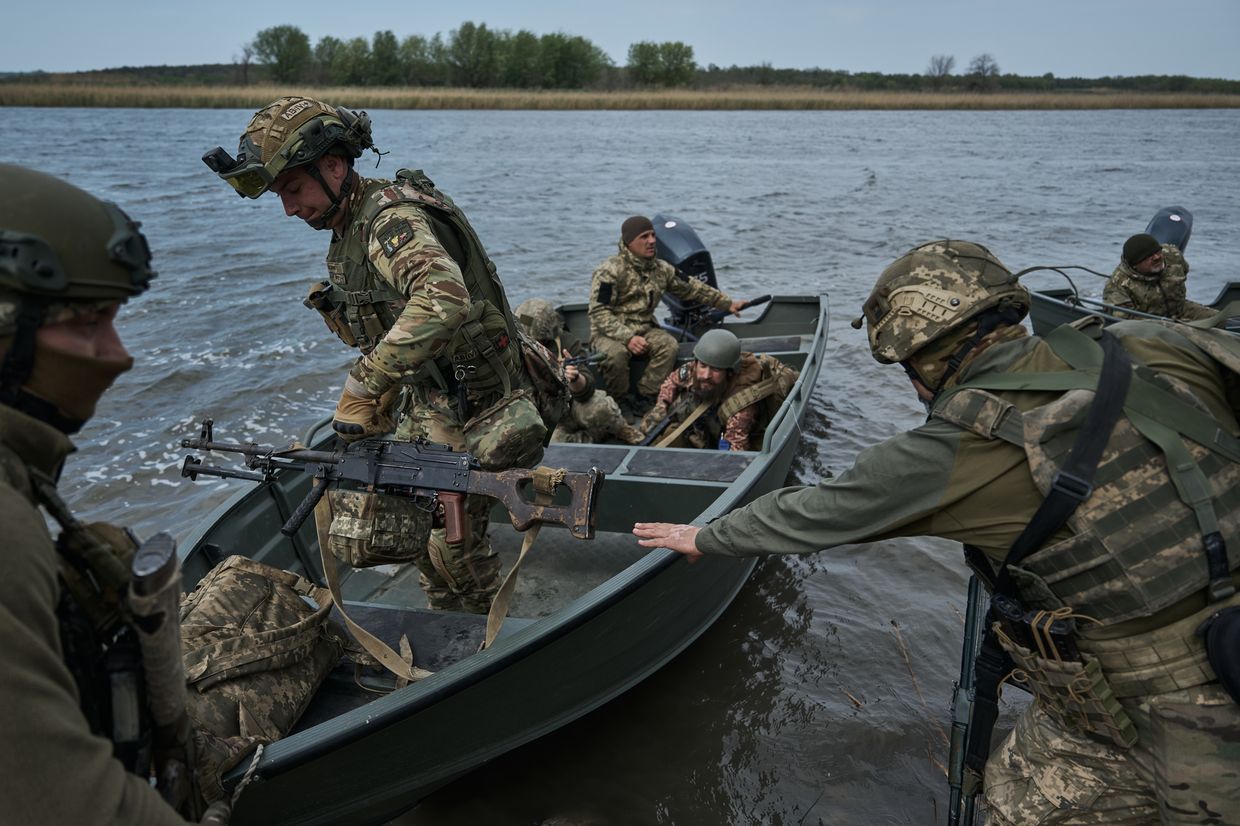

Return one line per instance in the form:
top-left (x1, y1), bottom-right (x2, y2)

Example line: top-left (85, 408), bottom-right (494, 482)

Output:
top-left (587, 215), bottom-right (744, 411)
top-left (514, 298), bottom-right (642, 445)
top-left (1103, 232), bottom-right (1215, 321)
top-left (638, 329), bottom-right (799, 450)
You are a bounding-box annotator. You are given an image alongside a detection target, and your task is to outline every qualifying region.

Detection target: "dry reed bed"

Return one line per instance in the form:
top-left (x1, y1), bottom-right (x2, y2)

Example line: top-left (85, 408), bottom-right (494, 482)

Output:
top-left (2, 83), bottom-right (1238, 110)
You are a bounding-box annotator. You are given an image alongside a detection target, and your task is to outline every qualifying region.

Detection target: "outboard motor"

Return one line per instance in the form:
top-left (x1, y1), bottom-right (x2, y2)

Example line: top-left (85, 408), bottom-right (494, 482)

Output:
top-left (1145, 206), bottom-right (1193, 251)
top-left (653, 213), bottom-right (719, 340)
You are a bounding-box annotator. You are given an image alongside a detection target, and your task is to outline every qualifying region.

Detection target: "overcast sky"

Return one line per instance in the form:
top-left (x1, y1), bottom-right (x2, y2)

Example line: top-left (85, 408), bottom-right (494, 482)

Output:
top-left (4, 0), bottom-right (1238, 79)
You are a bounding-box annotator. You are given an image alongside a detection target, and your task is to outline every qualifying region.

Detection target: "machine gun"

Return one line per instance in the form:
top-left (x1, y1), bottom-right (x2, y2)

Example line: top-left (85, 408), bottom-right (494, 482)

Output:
top-left (947, 575), bottom-right (987, 826)
top-left (181, 419), bottom-right (603, 543)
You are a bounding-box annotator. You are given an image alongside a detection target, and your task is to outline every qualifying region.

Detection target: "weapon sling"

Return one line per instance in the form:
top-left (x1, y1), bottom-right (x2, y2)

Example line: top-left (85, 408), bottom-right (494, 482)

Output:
top-left (960, 326), bottom-right (1132, 780)
top-left (655, 400), bottom-right (713, 448)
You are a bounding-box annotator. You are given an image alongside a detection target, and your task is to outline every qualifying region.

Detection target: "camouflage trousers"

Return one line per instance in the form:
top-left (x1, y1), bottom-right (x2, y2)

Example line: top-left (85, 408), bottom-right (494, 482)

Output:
top-left (593, 326), bottom-right (679, 399)
top-left (552, 389), bottom-right (641, 445)
top-left (984, 685), bottom-right (1240, 825)
top-left (394, 387), bottom-right (504, 614)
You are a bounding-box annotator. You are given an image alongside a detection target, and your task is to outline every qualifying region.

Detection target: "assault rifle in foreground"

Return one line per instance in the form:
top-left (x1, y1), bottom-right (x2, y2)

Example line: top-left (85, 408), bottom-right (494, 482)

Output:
top-left (181, 419), bottom-right (603, 543)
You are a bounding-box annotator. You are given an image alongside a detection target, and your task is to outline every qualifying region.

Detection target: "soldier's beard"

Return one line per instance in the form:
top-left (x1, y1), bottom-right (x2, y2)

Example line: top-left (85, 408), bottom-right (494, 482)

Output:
top-left (691, 381), bottom-right (727, 404)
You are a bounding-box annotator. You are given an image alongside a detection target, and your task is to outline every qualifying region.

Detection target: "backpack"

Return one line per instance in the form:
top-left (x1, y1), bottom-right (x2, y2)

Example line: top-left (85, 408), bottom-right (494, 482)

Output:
top-left (517, 331), bottom-right (571, 433)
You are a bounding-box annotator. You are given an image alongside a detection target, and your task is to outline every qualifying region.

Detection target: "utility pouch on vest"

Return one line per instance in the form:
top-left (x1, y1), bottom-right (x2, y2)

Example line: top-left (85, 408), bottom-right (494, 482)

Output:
top-left (325, 488), bottom-right (433, 568)
top-left (463, 387), bottom-right (547, 470)
top-left (449, 301), bottom-right (521, 398)
top-left (304, 280), bottom-right (357, 348)
top-left (995, 622), bottom-right (1138, 749)
top-left (1198, 605), bottom-right (1240, 704)
top-left (180, 556), bottom-right (344, 748)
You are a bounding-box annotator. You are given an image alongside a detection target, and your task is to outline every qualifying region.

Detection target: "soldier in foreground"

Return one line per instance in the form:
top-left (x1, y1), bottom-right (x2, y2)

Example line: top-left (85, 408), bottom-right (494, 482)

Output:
top-left (0, 165), bottom-right (228, 824)
top-left (638, 328), bottom-right (799, 450)
top-left (515, 298), bottom-right (642, 445)
top-left (588, 215), bottom-right (743, 407)
top-left (636, 240), bottom-right (1240, 824)
top-left (1103, 232), bottom-right (1215, 321)
top-left (204, 97), bottom-right (546, 613)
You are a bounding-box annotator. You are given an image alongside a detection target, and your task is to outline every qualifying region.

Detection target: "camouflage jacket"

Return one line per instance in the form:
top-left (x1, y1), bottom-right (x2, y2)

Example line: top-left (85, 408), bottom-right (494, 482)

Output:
top-left (588, 243), bottom-right (731, 343)
top-left (1102, 244), bottom-right (1214, 321)
top-left (329, 174), bottom-right (519, 399)
top-left (0, 404), bottom-right (191, 825)
top-left (698, 322), bottom-right (1239, 636)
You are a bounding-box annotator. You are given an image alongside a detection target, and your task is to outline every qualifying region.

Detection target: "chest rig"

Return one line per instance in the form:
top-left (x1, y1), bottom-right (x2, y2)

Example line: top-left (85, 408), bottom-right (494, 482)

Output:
top-left (1, 446), bottom-right (150, 774)
top-left (322, 169), bottom-right (525, 401)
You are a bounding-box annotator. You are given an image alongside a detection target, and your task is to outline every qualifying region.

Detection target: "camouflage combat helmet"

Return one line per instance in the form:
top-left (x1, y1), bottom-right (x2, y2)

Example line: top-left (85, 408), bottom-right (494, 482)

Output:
top-left (855, 240), bottom-right (1029, 365)
top-left (693, 329), bottom-right (742, 370)
top-left (202, 96), bottom-right (374, 199)
top-left (514, 298), bottom-right (562, 342)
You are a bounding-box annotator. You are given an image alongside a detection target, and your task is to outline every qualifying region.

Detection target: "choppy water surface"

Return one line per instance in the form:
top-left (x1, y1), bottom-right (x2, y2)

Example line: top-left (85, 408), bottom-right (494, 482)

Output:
top-left (3, 107), bottom-right (1239, 824)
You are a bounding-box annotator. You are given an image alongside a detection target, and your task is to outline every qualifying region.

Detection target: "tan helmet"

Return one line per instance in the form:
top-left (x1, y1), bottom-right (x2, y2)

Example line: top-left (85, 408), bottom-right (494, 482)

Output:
top-left (0, 163), bottom-right (154, 336)
top-left (514, 298), bottom-right (562, 342)
top-left (202, 96), bottom-right (374, 198)
top-left (693, 328), bottom-right (742, 370)
top-left (855, 240), bottom-right (1028, 365)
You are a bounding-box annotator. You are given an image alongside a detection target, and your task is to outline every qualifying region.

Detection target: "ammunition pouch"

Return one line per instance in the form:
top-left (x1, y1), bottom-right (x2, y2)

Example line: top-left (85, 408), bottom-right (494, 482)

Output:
top-left (462, 387), bottom-right (546, 470)
top-left (995, 622), bottom-right (1138, 749)
top-left (446, 300), bottom-right (522, 399)
top-left (304, 280), bottom-right (357, 348)
top-left (324, 488), bottom-right (433, 568)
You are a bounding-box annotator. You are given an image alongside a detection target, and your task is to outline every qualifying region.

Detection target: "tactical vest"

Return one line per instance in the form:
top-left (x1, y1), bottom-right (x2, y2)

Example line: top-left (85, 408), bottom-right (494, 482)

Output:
top-left (0, 441), bottom-right (150, 773)
top-left (717, 353), bottom-right (797, 426)
top-left (323, 169), bottom-right (525, 397)
top-left (933, 324), bottom-right (1240, 628)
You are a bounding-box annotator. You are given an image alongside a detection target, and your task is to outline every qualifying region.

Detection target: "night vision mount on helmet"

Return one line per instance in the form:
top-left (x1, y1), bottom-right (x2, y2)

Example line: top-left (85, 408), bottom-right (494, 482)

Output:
top-left (202, 96), bottom-right (376, 200)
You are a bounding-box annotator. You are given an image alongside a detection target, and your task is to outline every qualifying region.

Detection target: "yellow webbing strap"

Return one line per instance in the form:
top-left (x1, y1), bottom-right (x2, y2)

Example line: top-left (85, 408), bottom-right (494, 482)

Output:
top-left (482, 466), bottom-right (564, 649)
top-left (655, 400), bottom-right (713, 448)
top-left (311, 481), bottom-right (434, 684)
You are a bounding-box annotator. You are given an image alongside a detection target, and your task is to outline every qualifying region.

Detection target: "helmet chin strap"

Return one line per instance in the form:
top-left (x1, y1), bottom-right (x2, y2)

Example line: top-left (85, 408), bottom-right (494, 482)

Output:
top-left (304, 164), bottom-right (356, 231)
top-left (905, 304), bottom-right (1026, 413)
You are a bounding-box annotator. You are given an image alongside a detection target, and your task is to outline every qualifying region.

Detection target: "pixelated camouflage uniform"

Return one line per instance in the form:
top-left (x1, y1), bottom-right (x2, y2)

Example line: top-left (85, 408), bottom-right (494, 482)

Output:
top-left (515, 299), bottom-right (640, 445)
top-left (320, 170), bottom-right (544, 613)
top-left (639, 353), bottom-right (799, 450)
top-left (0, 403), bottom-right (196, 825)
top-left (697, 321), bottom-right (1240, 825)
top-left (588, 242), bottom-right (732, 398)
top-left (1102, 244), bottom-right (1215, 322)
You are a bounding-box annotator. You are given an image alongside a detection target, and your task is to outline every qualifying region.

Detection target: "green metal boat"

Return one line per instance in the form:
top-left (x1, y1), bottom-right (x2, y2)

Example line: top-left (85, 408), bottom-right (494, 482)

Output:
top-left (178, 294), bottom-right (828, 825)
top-left (1029, 280), bottom-right (1240, 336)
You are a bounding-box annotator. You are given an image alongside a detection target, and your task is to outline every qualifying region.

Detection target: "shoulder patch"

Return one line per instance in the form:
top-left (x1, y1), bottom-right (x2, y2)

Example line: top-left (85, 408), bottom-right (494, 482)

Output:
top-left (597, 282), bottom-right (613, 306)
top-left (376, 219), bottom-right (416, 259)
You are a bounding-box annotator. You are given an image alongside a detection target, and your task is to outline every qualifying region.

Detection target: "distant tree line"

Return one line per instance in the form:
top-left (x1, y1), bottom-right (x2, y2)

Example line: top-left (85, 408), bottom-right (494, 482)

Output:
top-left (242, 23), bottom-right (697, 89)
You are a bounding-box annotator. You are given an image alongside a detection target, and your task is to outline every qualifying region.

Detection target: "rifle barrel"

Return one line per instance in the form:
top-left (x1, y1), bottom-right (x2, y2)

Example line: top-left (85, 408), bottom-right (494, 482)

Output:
top-left (180, 437), bottom-right (341, 464)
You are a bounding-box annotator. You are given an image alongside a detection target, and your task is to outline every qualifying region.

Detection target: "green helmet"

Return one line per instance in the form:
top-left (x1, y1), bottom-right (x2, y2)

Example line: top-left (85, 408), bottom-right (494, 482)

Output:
top-left (515, 298), bottom-right (562, 342)
top-left (856, 240), bottom-right (1028, 365)
top-left (693, 328), bottom-right (742, 370)
top-left (0, 163), bottom-right (155, 335)
top-left (202, 96), bottom-right (374, 199)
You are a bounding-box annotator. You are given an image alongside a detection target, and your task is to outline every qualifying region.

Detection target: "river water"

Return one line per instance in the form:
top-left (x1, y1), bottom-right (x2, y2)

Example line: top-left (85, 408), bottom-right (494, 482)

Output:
top-left (3, 106), bottom-right (1239, 825)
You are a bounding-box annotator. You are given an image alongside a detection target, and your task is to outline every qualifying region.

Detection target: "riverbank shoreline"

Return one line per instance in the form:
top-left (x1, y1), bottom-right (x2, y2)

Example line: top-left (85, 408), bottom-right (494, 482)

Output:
top-left (3, 82), bottom-right (1239, 110)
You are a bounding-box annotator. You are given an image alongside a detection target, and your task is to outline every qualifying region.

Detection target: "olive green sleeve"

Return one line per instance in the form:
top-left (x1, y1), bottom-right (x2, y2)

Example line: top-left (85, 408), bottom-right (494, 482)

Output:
top-left (697, 423), bottom-right (963, 556)
top-left (0, 488), bottom-right (191, 825)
